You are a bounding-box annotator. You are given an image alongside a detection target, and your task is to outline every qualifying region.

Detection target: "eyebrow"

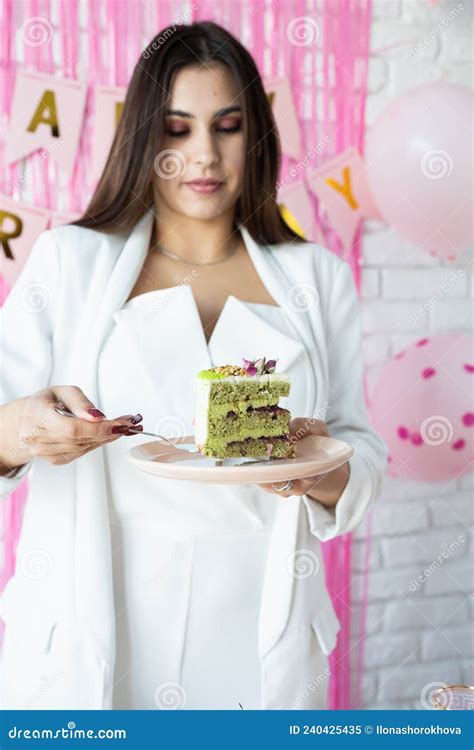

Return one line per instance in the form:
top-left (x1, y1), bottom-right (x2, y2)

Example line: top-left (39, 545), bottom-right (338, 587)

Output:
top-left (165, 106), bottom-right (242, 119)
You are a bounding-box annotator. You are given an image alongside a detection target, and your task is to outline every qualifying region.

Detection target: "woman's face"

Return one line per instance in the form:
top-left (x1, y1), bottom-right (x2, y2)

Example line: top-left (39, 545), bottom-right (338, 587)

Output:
top-left (153, 63), bottom-right (246, 221)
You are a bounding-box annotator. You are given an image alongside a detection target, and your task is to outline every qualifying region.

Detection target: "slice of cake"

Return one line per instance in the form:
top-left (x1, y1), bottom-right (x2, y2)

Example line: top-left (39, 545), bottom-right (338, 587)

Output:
top-left (194, 357), bottom-right (295, 459)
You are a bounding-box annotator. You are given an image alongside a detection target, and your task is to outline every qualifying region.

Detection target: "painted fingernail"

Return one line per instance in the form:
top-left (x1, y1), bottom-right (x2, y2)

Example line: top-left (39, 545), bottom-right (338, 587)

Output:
top-left (128, 413), bottom-right (143, 424)
top-left (111, 425), bottom-right (130, 434)
top-left (87, 408), bottom-right (106, 418)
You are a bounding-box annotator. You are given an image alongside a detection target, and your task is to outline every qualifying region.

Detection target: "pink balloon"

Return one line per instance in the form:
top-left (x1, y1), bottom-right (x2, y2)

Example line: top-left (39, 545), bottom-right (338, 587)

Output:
top-left (369, 334), bottom-right (474, 482)
top-left (366, 84), bottom-right (474, 262)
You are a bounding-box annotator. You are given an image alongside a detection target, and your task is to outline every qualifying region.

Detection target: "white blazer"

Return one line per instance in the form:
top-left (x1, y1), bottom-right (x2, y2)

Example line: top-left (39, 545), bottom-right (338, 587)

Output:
top-left (0, 208), bottom-right (388, 709)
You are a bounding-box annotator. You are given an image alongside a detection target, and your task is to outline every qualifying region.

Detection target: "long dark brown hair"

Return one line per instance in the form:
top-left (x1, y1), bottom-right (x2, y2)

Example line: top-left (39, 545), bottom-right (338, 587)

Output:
top-left (71, 20), bottom-right (306, 246)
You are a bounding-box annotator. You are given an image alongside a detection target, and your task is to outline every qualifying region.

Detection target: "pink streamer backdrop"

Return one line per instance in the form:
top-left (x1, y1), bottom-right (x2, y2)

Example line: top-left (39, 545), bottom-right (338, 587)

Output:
top-left (0, 0), bottom-right (373, 709)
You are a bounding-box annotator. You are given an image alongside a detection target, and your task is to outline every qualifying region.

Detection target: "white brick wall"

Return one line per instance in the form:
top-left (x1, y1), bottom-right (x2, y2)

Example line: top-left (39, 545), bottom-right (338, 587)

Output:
top-left (355, 0), bottom-right (473, 710)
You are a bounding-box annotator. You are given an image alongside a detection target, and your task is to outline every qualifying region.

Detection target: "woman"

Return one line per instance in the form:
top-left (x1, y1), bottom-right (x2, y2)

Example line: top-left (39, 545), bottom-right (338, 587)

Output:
top-left (0, 21), bottom-right (387, 710)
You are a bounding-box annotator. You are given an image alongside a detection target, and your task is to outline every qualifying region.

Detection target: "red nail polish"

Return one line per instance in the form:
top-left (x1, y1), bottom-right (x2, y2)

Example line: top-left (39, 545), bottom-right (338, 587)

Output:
top-left (88, 408), bottom-right (106, 418)
top-left (129, 414), bottom-right (143, 424)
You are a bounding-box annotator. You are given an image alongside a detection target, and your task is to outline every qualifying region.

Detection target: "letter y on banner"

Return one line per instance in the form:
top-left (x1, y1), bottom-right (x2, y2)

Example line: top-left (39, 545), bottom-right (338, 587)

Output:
top-left (307, 147), bottom-right (382, 252)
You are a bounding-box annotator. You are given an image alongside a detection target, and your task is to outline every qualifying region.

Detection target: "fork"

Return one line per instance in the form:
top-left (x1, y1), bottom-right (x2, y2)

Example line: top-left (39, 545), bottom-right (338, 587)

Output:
top-left (51, 407), bottom-right (232, 464)
top-left (54, 406), bottom-right (185, 449)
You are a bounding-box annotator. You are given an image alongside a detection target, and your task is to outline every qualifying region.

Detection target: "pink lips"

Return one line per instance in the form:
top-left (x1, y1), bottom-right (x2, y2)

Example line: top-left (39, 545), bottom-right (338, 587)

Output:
top-left (184, 179), bottom-right (223, 195)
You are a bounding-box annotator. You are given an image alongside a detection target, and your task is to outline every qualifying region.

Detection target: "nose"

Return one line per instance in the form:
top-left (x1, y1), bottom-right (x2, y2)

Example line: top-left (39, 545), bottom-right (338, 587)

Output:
top-left (191, 127), bottom-right (220, 168)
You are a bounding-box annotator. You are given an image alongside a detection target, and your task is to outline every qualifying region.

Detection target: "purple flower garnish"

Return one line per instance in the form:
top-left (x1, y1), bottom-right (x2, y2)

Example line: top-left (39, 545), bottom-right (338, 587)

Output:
top-left (242, 357), bottom-right (278, 376)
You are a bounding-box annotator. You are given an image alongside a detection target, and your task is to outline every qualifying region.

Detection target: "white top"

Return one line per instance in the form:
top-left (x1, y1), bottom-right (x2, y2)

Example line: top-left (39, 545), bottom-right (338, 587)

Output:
top-left (97, 286), bottom-right (298, 535)
top-left (95, 287), bottom-right (296, 708)
top-left (0, 209), bottom-right (387, 709)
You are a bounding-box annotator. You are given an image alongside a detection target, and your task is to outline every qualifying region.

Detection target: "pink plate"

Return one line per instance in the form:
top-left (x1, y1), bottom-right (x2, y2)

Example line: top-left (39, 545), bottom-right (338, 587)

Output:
top-left (126, 434), bottom-right (353, 485)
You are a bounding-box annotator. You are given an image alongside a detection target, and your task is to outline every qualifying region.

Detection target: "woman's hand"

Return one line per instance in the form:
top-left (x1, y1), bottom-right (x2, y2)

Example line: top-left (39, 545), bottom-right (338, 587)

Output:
top-left (0, 385), bottom-right (143, 473)
top-left (257, 417), bottom-right (350, 506)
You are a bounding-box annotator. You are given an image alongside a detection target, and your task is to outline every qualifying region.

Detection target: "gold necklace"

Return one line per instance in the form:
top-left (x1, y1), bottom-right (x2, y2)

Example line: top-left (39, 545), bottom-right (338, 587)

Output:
top-left (150, 223), bottom-right (240, 267)
top-left (157, 240), bottom-right (239, 267)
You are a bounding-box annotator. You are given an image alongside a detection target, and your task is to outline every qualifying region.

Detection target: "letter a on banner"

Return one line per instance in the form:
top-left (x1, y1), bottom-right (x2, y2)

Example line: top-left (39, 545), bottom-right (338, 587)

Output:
top-left (4, 69), bottom-right (87, 177)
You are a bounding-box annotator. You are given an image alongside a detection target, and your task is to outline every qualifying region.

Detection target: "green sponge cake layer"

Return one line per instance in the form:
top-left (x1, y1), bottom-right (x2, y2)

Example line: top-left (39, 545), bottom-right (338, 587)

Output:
top-left (194, 362), bottom-right (293, 459)
top-left (208, 378), bottom-right (290, 406)
top-left (204, 436), bottom-right (295, 459)
top-left (208, 405), bottom-right (290, 442)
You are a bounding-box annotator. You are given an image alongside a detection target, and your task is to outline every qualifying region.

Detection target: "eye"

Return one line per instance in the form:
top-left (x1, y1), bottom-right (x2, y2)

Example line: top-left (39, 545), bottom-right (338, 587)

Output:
top-left (166, 128), bottom-right (189, 138)
top-left (165, 119), bottom-right (242, 137)
top-left (216, 124), bottom-right (242, 134)
top-left (215, 118), bottom-right (242, 133)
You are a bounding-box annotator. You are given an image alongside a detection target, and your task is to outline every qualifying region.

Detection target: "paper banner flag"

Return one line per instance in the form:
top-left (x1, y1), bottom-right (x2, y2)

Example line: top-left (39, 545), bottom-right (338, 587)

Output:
top-left (278, 180), bottom-right (315, 239)
top-left (264, 77), bottom-right (303, 161)
top-left (4, 69), bottom-right (87, 176)
top-left (307, 147), bottom-right (382, 251)
top-left (91, 85), bottom-right (126, 181)
top-left (0, 196), bottom-right (50, 287)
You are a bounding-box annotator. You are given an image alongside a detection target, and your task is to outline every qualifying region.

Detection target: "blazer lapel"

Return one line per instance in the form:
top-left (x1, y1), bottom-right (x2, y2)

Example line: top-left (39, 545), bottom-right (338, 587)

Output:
top-left (71, 209), bottom-right (326, 697)
top-left (237, 226), bottom-right (329, 662)
top-left (71, 209), bottom-right (157, 683)
top-left (113, 284), bottom-right (212, 423)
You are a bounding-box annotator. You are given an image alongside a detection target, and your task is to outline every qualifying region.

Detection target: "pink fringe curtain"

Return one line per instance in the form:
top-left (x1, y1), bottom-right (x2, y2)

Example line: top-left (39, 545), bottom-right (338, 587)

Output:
top-left (0, 0), bottom-right (372, 709)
